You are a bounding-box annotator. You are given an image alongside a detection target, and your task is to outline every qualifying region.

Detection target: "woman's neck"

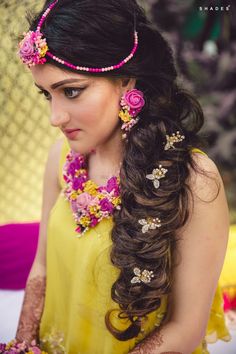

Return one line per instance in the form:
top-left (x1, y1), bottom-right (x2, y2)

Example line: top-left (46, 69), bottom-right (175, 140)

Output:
top-left (86, 132), bottom-right (124, 185)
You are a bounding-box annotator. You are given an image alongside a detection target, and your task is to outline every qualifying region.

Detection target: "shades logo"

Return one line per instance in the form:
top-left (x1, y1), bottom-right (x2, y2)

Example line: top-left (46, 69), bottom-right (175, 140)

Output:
top-left (199, 5), bottom-right (230, 11)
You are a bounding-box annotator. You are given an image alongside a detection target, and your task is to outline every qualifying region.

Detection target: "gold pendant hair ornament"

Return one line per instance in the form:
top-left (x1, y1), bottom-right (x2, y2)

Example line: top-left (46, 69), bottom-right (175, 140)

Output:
top-left (131, 267), bottom-right (154, 284)
top-left (138, 217), bottom-right (162, 234)
top-left (146, 165), bottom-right (168, 189)
top-left (164, 131), bottom-right (185, 150)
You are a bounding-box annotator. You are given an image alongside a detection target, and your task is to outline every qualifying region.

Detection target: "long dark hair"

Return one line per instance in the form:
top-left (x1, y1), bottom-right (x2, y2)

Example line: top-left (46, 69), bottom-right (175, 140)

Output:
top-left (27, 0), bottom-right (219, 341)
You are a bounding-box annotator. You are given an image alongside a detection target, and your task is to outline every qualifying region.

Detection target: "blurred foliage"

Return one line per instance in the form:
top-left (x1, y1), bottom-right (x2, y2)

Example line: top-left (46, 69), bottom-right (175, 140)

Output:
top-left (0, 0), bottom-right (60, 223)
top-left (144, 0), bottom-right (236, 223)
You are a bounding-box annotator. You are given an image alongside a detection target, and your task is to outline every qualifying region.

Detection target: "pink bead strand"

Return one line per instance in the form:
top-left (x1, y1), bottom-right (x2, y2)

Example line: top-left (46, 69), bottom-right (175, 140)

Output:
top-left (19, 0), bottom-right (139, 72)
top-left (46, 31), bottom-right (138, 72)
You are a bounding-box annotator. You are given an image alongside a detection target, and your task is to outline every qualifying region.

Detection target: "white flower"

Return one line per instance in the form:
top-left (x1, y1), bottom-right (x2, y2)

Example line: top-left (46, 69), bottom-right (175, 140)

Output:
top-left (146, 164), bottom-right (168, 189)
top-left (164, 130), bottom-right (185, 150)
top-left (138, 217), bottom-right (162, 233)
top-left (131, 267), bottom-right (154, 284)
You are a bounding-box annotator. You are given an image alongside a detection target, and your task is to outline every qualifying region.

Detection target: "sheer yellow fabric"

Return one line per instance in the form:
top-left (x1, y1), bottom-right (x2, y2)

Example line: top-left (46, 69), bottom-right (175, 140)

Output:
top-left (219, 224), bottom-right (236, 310)
top-left (39, 140), bottom-right (231, 354)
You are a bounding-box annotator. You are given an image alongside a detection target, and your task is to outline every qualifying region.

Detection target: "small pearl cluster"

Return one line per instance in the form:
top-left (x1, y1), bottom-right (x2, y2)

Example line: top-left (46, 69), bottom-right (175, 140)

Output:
top-left (146, 164), bottom-right (168, 189)
top-left (164, 131), bottom-right (185, 150)
top-left (21, 0), bottom-right (139, 73)
top-left (131, 267), bottom-right (155, 284)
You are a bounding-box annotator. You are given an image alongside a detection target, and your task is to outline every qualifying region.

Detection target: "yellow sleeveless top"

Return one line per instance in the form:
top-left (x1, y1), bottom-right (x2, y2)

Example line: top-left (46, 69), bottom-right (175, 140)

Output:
top-left (39, 140), bottom-right (231, 354)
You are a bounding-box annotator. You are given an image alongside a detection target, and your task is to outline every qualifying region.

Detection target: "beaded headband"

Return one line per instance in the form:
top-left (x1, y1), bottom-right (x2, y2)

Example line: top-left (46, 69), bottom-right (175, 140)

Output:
top-left (18, 0), bottom-right (139, 73)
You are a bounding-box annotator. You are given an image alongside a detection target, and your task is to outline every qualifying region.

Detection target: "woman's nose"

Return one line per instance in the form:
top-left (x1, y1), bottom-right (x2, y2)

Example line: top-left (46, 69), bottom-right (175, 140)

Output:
top-left (50, 106), bottom-right (70, 127)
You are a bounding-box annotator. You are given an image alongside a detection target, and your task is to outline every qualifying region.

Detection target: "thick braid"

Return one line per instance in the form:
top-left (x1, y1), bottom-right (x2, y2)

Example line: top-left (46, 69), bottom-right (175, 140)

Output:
top-left (105, 112), bottom-right (195, 340)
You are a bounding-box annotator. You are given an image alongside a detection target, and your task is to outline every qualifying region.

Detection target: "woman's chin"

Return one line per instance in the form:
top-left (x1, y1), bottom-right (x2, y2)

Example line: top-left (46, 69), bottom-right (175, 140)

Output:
top-left (67, 140), bottom-right (95, 155)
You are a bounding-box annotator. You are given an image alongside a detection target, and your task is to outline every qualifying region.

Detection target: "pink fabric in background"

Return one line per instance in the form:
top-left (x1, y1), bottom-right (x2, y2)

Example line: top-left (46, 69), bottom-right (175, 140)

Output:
top-left (0, 222), bottom-right (39, 290)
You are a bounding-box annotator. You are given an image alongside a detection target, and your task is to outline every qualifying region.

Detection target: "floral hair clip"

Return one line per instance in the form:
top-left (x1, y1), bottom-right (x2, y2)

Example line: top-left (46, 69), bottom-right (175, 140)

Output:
top-left (146, 164), bottom-right (168, 189)
top-left (19, 31), bottom-right (48, 66)
top-left (131, 267), bottom-right (154, 284)
top-left (138, 217), bottom-right (162, 234)
top-left (164, 131), bottom-right (185, 150)
top-left (18, 0), bottom-right (139, 72)
top-left (119, 89), bottom-right (145, 139)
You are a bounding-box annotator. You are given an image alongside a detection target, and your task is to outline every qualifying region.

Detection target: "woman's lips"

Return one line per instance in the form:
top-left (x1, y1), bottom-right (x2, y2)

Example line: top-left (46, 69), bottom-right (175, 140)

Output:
top-left (63, 129), bottom-right (81, 140)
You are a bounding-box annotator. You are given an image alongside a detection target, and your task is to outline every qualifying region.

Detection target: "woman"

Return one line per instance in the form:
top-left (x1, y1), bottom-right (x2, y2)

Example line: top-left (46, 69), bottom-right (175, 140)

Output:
top-left (15, 0), bottom-right (231, 353)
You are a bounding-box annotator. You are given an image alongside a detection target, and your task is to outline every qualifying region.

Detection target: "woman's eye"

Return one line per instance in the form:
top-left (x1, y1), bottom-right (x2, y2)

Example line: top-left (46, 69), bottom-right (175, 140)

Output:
top-left (64, 87), bottom-right (82, 99)
top-left (38, 90), bottom-right (51, 101)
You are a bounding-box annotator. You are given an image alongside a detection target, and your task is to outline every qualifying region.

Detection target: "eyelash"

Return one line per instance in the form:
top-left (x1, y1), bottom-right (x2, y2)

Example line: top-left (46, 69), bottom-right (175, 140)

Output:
top-left (37, 87), bottom-right (83, 100)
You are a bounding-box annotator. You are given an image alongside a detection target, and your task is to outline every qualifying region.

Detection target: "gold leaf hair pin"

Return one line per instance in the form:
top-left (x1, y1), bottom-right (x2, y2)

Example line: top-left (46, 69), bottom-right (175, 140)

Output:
top-left (164, 130), bottom-right (185, 150)
top-left (131, 267), bottom-right (154, 284)
top-left (146, 164), bottom-right (168, 189)
top-left (138, 217), bottom-right (162, 234)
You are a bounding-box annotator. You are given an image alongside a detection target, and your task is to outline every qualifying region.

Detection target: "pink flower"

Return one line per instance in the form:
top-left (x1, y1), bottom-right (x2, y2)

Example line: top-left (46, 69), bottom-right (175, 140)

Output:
top-left (123, 89), bottom-right (145, 116)
top-left (18, 31), bottom-right (48, 66)
top-left (30, 347), bottom-right (41, 354)
top-left (100, 198), bottom-right (114, 212)
top-left (76, 193), bottom-right (93, 209)
top-left (90, 216), bottom-right (99, 227)
top-left (19, 32), bottom-right (35, 60)
top-left (107, 177), bottom-right (120, 196)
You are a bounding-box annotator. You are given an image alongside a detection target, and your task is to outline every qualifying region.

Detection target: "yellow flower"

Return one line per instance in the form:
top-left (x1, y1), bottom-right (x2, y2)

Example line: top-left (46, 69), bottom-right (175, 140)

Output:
top-left (80, 216), bottom-right (90, 227)
top-left (70, 191), bottom-right (78, 200)
top-left (84, 180), bottom-right (98, 196)
top-left (5, 340), bottom-right (15, 349)
top-left (119, 109), bottom-right (131, 123)
top-left (89, 205), bottom-right (101, 216)
top-left (75, 168), bottom-right (86, 177)
top-left (113, 196), bottom-right (121, 207)
top-left (39, 44), bottom-right (48, 58)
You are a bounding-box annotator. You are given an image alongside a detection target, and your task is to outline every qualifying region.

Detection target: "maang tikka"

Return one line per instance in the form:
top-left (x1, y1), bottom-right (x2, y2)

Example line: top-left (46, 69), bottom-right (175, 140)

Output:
top-left (119, 89), bottom-right (145, 139)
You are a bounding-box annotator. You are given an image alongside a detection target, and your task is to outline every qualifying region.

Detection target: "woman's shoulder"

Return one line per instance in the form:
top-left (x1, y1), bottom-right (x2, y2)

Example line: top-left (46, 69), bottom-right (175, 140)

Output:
top-left (46, 137), bottom-right (66, 190)
top-left (188, 148), bottom-right (223, 204)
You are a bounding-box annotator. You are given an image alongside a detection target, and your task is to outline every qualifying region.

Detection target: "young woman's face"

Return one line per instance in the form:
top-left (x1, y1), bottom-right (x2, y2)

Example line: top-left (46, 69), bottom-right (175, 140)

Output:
top-left (31, 64), bottom-right (134, 154)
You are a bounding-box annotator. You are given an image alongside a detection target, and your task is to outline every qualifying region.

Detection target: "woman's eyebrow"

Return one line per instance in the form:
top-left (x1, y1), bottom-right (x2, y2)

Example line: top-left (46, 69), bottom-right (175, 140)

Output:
top-left (34, 78), bottom-right (89, 90)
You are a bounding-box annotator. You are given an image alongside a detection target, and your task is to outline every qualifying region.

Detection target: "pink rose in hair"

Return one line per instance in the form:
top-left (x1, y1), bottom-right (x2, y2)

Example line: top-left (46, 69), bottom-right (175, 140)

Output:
top-left (19, 32), bottom-right (36, 64)
top-left (18, 31), bottom-right (47, 66)
top-left (123, 89), bottom-right (145, 116)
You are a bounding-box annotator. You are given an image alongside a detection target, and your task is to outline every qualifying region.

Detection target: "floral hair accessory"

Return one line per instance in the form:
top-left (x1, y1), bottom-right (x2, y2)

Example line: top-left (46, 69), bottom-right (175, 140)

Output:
top-left (138, 217), bottom-right (162, 234)
top-left (63, 150), bottom-right (121, 236)
top-left (131, 267), bottom-right (154, 284)
top-left (0, 339), bottom-right (48, 353)
top-left (119, 89), bottom-right (145, 138)
top-left (18, 31), bottom-right (48, 66)
top-left (164, 130), bottom-right (185, 150)
top-left (18, 0), bottom-right (139, 72)
top-left (146, 164), bottom-right (168, 189)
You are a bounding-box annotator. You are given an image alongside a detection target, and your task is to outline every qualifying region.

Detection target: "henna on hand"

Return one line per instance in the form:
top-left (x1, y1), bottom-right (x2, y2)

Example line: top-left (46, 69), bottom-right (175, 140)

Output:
top-left (129, 329), bottom-right (164, 354)
top-left (15, 275), bottom-right (46, 345)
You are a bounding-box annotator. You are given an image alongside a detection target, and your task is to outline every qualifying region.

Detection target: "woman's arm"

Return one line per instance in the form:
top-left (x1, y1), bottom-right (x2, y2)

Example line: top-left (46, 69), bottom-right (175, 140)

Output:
top-left (15, 138), bottom-right (63, 344)
top-left (130, 153), bottom-right (230, 354)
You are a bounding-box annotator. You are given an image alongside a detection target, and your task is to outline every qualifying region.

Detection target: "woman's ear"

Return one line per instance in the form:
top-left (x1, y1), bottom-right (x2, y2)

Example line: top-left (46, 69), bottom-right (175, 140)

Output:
top-left (121, 78), bottom-right (136, 90)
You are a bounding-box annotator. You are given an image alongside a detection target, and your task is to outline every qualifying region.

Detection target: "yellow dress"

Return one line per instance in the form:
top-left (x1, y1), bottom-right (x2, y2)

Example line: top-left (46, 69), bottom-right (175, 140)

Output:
top-left (39, 139), bottom-right (231, 354)
top-left (219, 224), bottom-right (236, 311)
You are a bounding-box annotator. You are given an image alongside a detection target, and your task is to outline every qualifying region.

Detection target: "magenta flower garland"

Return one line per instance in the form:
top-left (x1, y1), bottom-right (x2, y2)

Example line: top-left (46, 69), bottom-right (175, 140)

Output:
top-left (63, 150), bottom-right (121, 236)
top-left (0, 339), bottom-right (48, 353)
